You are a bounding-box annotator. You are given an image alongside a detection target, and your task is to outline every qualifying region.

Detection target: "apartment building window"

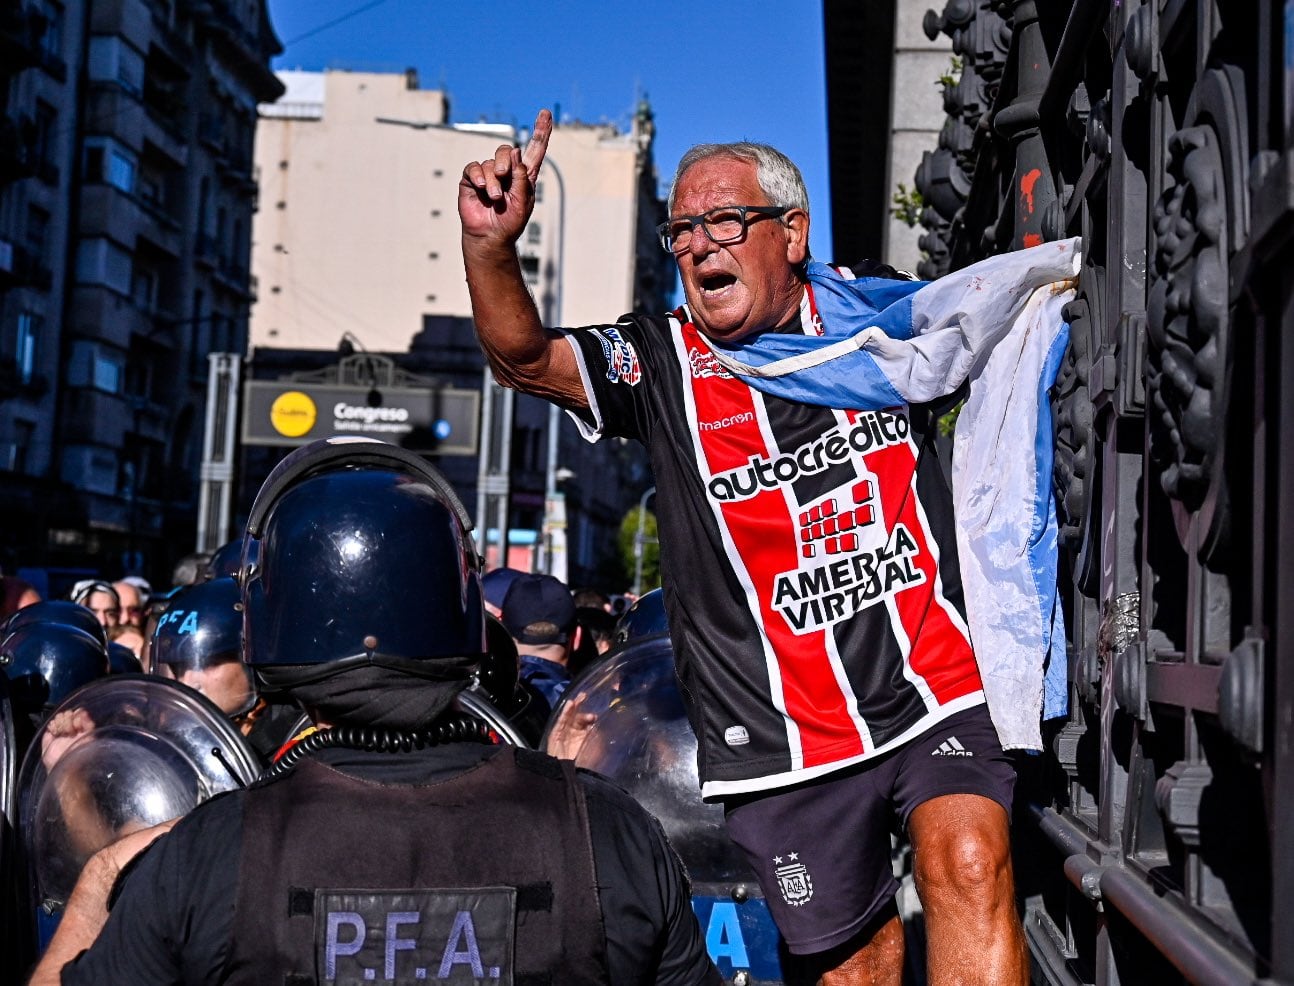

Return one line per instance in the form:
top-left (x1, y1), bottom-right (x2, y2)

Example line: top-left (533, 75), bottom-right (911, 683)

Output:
top-left (25, 205), bottom-right (49, 262)
top-left (84, 137), bottom-right (136, 193)
top-left (527, 223), bottom-right (542, 245)
top-left (15, 312), bottom-right (40, 384)
top-left (4, 420), bottom-right (35, 474)
top-left (37, 1), bottom-right (63, 61)
top-left (131, 263), bottom-right (158, 311)
top-left (76, 237), bottom-right (132, 295)
top-left (68, 340), bottom-right (124, 394)
top-left (87, 36), bottom-right (144, 94)
top-left (189, 289), bottom-right (208, 376)
top-left (33, 101), bottom-right (57, 181)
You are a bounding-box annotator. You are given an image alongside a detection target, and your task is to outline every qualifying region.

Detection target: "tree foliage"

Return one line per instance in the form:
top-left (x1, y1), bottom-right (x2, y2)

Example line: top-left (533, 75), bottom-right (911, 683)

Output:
top-left (618, 506), bottom-right (660, 592)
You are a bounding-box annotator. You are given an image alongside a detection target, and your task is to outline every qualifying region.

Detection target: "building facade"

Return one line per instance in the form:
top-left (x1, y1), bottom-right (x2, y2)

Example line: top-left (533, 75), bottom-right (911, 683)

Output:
top-left (824, 0), bottom-right (953, 273)
top-left (249, 69), bottom-right (670, 587)
top-left (0, 0), bottom-right (281, 587)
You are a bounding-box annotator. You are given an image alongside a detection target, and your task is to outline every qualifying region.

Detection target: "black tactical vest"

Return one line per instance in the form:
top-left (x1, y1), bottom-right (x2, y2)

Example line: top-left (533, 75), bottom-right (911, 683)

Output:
top-left (224, 746), bottom-right (608, 986)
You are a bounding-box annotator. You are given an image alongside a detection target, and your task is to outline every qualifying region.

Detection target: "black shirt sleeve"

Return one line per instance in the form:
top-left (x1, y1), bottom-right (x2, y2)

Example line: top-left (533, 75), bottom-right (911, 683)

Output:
top-left (59, 792), bottom-right (243, 986)
top-left (580, 770), bottom-right (721, 986)
top-left (562, 315), bottom-right (670, 444)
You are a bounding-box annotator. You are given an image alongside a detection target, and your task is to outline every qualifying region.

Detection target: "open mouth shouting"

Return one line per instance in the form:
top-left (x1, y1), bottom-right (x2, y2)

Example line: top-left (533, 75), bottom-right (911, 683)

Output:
top-left (698, 270), bottom-right (738, 298)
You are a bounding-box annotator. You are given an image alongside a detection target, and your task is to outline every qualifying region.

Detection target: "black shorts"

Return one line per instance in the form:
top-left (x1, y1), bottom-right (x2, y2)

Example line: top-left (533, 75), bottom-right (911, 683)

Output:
top-left (721, 704), bottom-right (1016, 955)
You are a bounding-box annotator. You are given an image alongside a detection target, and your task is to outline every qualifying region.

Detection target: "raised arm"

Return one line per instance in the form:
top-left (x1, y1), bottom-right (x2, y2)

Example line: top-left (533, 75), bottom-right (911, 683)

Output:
top-left (459, 109), bottom-right (587, 409)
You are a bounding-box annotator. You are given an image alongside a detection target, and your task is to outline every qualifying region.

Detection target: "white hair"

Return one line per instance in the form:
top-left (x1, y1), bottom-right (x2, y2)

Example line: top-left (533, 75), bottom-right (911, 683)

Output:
top-left (668, 142), bottom-right (810, 215)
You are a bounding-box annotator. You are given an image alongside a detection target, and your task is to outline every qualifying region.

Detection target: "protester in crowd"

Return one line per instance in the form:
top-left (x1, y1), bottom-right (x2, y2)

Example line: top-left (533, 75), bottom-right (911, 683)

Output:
top-left (460, 110), bottom-right (1026, 984)
top-left (30, 437), bottom-right (718, 986)
top-left (577, 602), bottom-right (615, 657)
top-left (1, 574), bottom-right (41, 618)
top-left (111, 579), bottom-right (147, 630)
top-left (572, 586), bottom-right (612, 611)
top-left (481, 565), bottom-right (524, 619)
top-left (68, 581), bottom-right (121, 630)
top-left (106, 622), bottom-right (146, 659)
top-left (169, 551), bottom-right (211, 589)
top-left (500, 572), bottom-right (580, 711)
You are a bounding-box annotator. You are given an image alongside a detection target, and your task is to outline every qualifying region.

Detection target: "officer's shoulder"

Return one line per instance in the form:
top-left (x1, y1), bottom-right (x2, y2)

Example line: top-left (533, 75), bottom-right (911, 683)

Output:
top-left (510, 748), bottom-right (641, 810)
top-left (166, 786), bottom-right (246, 840)
top-left (572, 763), bottom-right (656, 818)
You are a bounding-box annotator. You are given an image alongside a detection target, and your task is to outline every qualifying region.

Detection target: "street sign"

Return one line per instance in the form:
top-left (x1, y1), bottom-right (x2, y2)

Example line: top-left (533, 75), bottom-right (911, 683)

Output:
top-left (242, 380), bottom-right (479, 455)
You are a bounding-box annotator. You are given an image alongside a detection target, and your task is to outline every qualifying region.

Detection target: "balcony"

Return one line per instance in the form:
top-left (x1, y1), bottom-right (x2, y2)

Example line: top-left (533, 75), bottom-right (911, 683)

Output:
top-left (0, 238), bottom-right (54, 291)
top-left (0, 114), bottom-right (37, 183)
top-left (0, 5), bottom-right (43, 76)
top-left (0, 356), bottom-right (48, 401)
top-left (86, 84), bottom-right (188, 165)
top-left (62, 386), bottom-right (128, 446)
top-left (70, 283), bottom-right (155, 351)
top-left (80, 184), bottom-right (182, 257)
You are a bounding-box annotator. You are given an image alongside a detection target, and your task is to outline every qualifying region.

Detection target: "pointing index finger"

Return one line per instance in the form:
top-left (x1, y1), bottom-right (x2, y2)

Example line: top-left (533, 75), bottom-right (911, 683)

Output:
top-left (521, 109), bottom-right (553, 182)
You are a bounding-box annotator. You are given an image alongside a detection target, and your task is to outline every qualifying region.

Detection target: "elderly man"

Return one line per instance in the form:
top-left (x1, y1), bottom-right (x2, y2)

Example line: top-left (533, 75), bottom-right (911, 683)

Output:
top-left (69, 580), bottom-right (120, 629)
top-left (460, 111), bottom-right (1026, 984)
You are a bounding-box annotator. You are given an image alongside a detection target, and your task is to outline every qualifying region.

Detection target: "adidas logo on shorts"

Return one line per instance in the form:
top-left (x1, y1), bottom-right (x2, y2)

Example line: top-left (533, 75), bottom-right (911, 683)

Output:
top-left (931, 736), bottom-right (973, 757)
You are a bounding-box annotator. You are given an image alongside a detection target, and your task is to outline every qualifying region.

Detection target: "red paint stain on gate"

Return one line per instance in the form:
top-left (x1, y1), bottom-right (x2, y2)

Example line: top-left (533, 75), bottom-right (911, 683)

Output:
top-left (1020, 168), bottom-right (1043, 213)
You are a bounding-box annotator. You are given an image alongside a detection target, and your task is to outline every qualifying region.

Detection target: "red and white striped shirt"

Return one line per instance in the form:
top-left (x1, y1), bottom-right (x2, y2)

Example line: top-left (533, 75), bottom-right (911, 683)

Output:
top-left (565, 288), bottom-right (984, 796)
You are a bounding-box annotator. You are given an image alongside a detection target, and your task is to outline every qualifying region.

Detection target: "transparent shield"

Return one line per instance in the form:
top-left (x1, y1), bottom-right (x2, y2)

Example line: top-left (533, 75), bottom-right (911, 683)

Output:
top-left (17, 675), bottom-right (260, 911)
top-left (0, 678), bottom-right (13, 828)
top-left (541, 637), bottom-right (750, 885)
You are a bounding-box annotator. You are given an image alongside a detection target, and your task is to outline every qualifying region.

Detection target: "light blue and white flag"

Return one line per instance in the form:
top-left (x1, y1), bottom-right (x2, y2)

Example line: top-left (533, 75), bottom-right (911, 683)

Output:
top-left (706, 238), bottom-right (1082, 751)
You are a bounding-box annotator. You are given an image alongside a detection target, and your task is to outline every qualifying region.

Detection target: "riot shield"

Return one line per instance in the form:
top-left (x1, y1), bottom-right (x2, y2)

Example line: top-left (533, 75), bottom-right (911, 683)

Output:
top-left (16, 674), bottom-right (259, 938)
top-left (0, 675), bottom-right (13, 829)
top-left (0, 676), bottom-right (29, 986)
top-left (542, 637), bottom-right (785, 984)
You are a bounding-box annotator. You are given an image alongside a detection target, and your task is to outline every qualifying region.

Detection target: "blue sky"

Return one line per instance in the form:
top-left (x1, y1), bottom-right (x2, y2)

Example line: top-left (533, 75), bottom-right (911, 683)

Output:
top-left (266, 0), bottom-right (835, 262)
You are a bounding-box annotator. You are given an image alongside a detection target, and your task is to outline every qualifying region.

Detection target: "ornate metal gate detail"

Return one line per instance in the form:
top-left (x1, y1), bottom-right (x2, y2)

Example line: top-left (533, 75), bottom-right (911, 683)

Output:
top-left (914, 2), bottom-right (1291, 983)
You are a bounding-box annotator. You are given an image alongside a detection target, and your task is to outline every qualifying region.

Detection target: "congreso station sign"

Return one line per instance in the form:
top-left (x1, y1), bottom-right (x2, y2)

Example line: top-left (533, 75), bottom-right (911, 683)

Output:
top-left (243, 380), bottom-right (479, 456)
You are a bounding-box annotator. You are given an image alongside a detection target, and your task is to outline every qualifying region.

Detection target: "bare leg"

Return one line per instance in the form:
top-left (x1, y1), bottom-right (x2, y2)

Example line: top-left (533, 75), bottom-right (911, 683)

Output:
top-left (783, 899), bottom-right (905, 986)
top-left (908, 794), bottom-right (1027, 985)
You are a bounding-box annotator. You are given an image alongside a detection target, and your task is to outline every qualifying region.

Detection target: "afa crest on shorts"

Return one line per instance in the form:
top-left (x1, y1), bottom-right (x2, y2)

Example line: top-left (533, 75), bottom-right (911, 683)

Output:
top-left (773, 853), bottom-right (814, 907)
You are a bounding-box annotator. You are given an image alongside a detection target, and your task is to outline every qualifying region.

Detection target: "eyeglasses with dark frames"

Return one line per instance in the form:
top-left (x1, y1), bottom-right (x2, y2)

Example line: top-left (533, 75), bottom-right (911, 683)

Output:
top-left (657, 205), bottom-right (790, 254)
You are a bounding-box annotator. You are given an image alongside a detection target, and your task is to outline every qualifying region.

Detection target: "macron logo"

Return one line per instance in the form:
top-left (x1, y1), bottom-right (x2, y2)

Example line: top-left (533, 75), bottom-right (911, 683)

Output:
top-left (931, 736), bottom-right (972, 757)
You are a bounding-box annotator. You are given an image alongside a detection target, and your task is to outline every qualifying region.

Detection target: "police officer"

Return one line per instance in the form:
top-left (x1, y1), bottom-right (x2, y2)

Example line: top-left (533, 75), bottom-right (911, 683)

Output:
top-left (150, 576), bottom-right (297, 763)
top-left (30, 438), bottom-right (719, 986)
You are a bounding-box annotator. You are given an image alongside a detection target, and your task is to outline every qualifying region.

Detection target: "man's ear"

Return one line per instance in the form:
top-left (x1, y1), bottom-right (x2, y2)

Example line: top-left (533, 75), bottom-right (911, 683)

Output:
top-left (784, 209), bottom-right (810, 265)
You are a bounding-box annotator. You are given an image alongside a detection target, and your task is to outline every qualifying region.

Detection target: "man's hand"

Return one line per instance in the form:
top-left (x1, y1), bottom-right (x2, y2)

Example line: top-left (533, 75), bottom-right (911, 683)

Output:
top-left (459, 109), bottom-right (552, 248)
top-left (27, 819), bottom-right (177, 986)
top-left (40, 707), bottom-right (96, 771)
top-left (545, 691), bottom-right (598, 762)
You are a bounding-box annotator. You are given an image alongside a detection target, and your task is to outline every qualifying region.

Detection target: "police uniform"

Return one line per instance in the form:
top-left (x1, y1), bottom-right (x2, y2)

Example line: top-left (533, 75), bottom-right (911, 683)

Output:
top-left (60, 742), bottom-right (719, 985)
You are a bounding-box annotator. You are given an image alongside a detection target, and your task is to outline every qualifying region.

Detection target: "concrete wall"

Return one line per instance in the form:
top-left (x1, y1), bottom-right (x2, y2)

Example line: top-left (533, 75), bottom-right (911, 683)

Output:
top-left (882, 1), bottom-right (954, 273)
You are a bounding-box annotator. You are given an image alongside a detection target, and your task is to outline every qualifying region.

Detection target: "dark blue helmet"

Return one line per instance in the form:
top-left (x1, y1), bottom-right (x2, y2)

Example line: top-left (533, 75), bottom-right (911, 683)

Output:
top-left (0, 623), bottom-right (109, 713)
top-left (204, 540), bottom-right (242, 581)
top-left (107, 643), bottom-right (143, 675)
top-left (152, 578), bottom-right (241, 673)
top-left (612, 588), bottom-right (669, 646)
top-left (2, 600), bottom-right (108, 649)
top-left (240, 438), bottom-right (487, 688)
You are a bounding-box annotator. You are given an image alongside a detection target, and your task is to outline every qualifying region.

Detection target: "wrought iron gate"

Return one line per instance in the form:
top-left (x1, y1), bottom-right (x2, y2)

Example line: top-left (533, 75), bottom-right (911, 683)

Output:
top-left (916, 2), bottom-right (1293, 982)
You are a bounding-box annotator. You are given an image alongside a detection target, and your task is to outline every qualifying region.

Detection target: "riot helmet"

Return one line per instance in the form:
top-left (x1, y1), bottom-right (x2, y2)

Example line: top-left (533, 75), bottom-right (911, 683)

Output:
top-left (0, 624), bottom-right (108, 715)
top-left (2, 600), bottom-right (108, 650)
top-left (240, 437), bottom-right (487, 690)
top-left (204, 540), bottom-right (242, 580)
top-left (151, 578), bottom-right (256, 717)
top-left (106, 643), bottom-right (143, 675)
top-left (612, 588), bottom-right (669, 646)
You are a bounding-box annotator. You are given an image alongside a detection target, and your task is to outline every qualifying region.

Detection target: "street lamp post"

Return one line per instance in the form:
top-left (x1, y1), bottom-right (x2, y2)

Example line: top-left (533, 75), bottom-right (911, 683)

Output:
top-left (376, 115), bottom-right (566, 574)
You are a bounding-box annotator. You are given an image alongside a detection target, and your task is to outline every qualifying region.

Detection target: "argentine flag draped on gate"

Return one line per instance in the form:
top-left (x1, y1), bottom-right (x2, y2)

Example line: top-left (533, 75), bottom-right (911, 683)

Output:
top-left (705, 237), bottom-right (1082, 752)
